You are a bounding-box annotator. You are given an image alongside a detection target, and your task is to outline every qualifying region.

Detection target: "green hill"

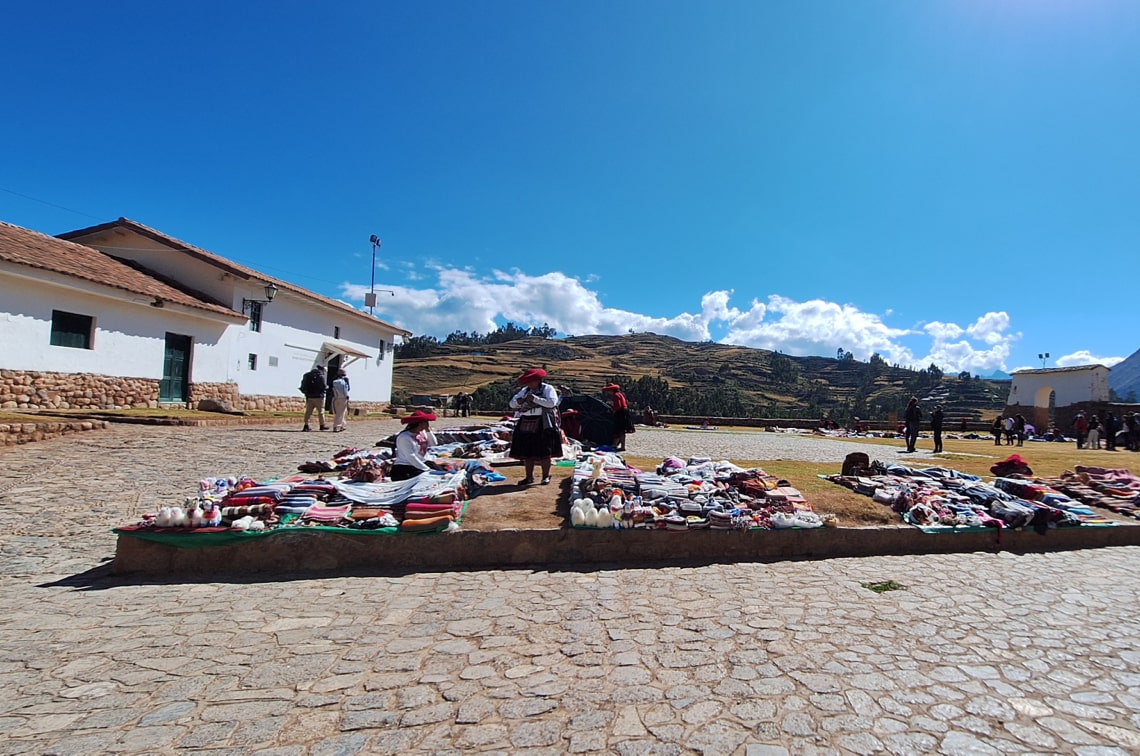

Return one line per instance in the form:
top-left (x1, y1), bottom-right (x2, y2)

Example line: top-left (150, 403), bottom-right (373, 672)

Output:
top-left (392, 333), bottom-right (1008, 422)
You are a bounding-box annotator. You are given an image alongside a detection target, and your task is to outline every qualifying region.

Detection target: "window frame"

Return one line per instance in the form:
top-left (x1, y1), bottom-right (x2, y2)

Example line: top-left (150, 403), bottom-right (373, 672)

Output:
top-left (50, 310), bottom-right (94, 350)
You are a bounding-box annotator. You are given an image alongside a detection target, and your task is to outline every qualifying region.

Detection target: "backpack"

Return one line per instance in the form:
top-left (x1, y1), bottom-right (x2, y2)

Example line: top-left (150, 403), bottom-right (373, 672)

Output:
top-left (300, 370), bottom-right (319, 395)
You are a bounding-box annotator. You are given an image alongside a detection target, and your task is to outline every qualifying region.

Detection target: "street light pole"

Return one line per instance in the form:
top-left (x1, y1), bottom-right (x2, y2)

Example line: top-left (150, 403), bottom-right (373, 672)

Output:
top-left (1038, 352), bottom-right (1050, 369)
top-left (368, 234), bottom-right (381, 314)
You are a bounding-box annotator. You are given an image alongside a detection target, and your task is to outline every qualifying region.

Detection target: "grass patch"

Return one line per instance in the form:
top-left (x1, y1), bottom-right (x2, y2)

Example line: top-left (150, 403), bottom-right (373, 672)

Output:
top-left (862, 580), bottom-right (906, 593)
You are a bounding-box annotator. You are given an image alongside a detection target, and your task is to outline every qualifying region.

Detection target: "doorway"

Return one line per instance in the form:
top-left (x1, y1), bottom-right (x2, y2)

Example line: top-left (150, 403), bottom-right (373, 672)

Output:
top-left (324, 353), bottom-right (343, 412)
top-left (160, 333), bottom-right (192, 403)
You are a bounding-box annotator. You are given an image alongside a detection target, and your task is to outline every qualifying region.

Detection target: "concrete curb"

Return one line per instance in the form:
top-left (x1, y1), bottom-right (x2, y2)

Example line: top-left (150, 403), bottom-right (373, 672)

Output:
top-left (113, 521), bottom-right (1140, 576)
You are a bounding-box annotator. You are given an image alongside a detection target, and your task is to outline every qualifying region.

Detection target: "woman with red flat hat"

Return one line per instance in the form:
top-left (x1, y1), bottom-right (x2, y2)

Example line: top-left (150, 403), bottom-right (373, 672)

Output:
top-left (509, 368), bottom-right (561, 486)
top-left (602, 382), bottom-right (635, 451)
top-left (390, 410), bottom-right (443, 481)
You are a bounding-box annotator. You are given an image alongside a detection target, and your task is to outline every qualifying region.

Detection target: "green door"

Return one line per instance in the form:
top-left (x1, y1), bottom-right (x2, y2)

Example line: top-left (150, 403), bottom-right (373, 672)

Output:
top-left (160, 333), bottom-right (192, 403)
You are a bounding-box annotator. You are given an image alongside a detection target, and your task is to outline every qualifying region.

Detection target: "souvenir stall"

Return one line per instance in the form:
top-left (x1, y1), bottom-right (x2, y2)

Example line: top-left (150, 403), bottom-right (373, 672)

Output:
top-left (824, 458), bottom-right (1117, 533)
top-left (566, 452), bottom-right (833, 531)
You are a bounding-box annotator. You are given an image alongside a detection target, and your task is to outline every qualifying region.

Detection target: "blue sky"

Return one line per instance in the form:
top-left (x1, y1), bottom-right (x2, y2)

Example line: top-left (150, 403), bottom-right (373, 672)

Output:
top-left (4, 1), bottom-right (1138, 374)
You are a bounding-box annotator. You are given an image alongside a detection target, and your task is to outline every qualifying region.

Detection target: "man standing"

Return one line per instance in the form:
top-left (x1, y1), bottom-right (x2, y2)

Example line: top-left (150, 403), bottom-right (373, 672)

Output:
top-left (300, 365), bottom-right (328, 432)
top-left (903, 397), bottom-right (922, 453)
top-left (1073, 411), bottom-right (1088, 449)
top-left (931, 404), bottom-right (944, 453)
top-left (331, 369), bottom-right (351, 432)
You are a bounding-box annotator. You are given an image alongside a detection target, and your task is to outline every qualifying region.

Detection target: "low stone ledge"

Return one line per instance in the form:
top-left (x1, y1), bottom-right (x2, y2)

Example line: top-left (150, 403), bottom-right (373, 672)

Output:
top-left (0, 420), bottom-right (110, 446)
top-left (113, 522), bottom-right (1140, 576)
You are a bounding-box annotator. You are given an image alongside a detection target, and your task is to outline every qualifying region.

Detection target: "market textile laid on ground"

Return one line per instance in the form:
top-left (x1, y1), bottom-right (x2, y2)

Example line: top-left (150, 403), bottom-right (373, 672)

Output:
top-left (568, 452), bottom-right (834, 530)
top-left (825, 457), bottom-right (1119, 533)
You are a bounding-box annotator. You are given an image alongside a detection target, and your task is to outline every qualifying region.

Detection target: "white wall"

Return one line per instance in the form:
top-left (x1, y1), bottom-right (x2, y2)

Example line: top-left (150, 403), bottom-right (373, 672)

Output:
top-left (0, 271), bottom-right (231, 380)
top-left (1008, 367), bottom-right (1111, 407)
top-left (230, 292), bottom-right (399, 401)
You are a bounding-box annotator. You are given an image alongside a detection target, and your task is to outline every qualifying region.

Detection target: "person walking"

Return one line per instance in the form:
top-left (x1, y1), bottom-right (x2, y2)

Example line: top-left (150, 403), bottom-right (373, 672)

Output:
top-left (903, 397), bottom-right (922, 453)
top-left (930, 404), bottom-right (944, 453)
top-left (299, 364), bottom-right (329, 432)
top-left (330, 369), bottom-right (350, 432)
top-left (509, 368), bottom-right (562, 486)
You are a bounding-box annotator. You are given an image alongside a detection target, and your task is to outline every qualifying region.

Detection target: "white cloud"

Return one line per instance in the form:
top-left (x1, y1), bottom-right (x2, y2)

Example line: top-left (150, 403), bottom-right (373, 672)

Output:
top-left (338, 267), bottom-right (1030, 374)
top-left (1056, 350), bottom-right (1125, 368)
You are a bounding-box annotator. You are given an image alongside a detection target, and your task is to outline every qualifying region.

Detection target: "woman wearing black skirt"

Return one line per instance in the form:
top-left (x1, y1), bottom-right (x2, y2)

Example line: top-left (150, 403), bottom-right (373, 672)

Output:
top-left (509, 368), bottom-right (562, 486)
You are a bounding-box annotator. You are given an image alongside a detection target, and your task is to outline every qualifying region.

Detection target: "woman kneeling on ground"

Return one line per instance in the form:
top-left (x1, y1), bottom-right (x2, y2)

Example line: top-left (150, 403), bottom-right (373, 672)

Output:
top-left (390, 410), bottom-right (446, 481)
top-left (509, 368), bottom-right (562, 486)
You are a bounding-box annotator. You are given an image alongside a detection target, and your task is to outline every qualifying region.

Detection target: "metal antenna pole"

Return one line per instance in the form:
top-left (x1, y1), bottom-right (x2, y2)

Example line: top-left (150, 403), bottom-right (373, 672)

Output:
top-left (368, 235), bottom-right (381, 314)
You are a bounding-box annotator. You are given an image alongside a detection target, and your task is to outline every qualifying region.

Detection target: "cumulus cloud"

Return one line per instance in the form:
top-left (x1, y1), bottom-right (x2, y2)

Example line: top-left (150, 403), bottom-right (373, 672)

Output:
top-left (339, 267), bottom-right (1027, 374)
top-left (1056, 350), bottom-right (1125, 368)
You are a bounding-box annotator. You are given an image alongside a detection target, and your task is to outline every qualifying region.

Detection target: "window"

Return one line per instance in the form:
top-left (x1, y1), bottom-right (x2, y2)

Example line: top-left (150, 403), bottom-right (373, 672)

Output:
top-left (268, 356), bottom-right (279, 367)
top-left (50, 310), bottom-right (93, 349)
top-left (248, 353), bottom-right (258, 371)
top-left (248, 301), bottom-right (263, 332)
top-left (378, 339), bottom-right (386, 361)
top-left (334, 326), bottom-right (341, 339)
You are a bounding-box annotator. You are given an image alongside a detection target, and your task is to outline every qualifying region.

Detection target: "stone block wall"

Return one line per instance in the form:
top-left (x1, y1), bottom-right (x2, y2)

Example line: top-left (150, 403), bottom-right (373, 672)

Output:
top-left (0, 370), bottom-right (161, 410)
top-left (0, 419), bottom-right (110, 446)
top-left (189, 382), bottom-right (241, 409)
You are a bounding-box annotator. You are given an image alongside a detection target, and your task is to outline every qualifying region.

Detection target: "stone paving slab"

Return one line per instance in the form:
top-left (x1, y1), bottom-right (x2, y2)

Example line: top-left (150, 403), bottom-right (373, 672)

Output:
top-left (3, 422), bottom-right (1140, 753)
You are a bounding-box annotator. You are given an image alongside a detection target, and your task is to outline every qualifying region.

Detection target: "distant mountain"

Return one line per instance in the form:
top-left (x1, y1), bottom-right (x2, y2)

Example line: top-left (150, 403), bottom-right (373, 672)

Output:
top-left (1109, 348), bottom-right (1140, 401)
top-left (393, 333), bottom-right (1009, 421)
top-left (978, 369), bottom-right (1012, 381)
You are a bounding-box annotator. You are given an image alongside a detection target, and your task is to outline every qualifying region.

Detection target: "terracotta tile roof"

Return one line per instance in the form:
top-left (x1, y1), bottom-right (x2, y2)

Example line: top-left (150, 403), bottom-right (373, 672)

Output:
top-left (0, 220), bottom-right (241, 318)
top-left (60, 217), bottom-right (411, 336)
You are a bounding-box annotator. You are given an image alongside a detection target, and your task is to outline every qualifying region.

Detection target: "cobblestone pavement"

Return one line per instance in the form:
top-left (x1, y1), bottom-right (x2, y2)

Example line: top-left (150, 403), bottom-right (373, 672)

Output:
top-left (2, 422), bottom-right (1139, 754)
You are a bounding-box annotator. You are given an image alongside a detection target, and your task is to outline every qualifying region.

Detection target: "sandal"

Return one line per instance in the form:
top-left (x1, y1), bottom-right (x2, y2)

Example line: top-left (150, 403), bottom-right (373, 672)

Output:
top-left (540, 476), bottom-right (552, 485)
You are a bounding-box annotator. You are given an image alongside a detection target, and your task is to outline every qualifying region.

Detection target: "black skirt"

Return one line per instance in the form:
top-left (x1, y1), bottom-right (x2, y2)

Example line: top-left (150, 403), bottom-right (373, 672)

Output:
top-left (510, 416), bottom-right (563, 460)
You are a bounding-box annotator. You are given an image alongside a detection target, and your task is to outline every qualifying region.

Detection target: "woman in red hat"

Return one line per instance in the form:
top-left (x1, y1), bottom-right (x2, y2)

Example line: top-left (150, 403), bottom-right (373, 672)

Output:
top-left (509, 368), bottom-right (561, 485)
top-left (391, 410), bottom-right (443, 481)
top-left (601, 383), bottom-right (635, 451)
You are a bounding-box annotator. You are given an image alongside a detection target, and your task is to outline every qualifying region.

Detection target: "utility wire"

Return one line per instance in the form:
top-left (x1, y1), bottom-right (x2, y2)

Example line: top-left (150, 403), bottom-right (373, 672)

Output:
top-left (0, 186), bottom-right (105, 221)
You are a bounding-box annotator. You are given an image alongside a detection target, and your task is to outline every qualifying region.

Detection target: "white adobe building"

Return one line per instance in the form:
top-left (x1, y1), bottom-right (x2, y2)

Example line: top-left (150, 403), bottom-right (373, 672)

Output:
top-left (0, 217), bottom-right (410, 412)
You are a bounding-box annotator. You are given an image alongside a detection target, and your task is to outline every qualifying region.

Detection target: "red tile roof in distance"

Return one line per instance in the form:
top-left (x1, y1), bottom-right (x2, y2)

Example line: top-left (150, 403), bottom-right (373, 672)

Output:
top-left (0, 220), bottom-right (240, 318)
top-left (60, 218), bottom-right (411, 335)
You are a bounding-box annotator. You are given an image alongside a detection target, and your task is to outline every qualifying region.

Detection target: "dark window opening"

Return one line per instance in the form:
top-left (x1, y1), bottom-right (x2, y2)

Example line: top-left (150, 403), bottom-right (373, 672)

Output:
top-left (248, 301), bottom-right (263, 332)
top-left (248, 353), bottom-right (258, 371)
top-left (334, 325), bottom-right (340, 339)
top-left (50, 310), bottom-right (94, 349)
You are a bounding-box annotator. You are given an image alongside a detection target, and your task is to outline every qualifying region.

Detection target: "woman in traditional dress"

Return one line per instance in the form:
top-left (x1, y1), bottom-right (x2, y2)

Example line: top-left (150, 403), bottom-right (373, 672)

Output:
top-left (508, 368), bottom-right (561, 486)
top-left (390, 410), bottom-right (442, 481)
top-left (602, 382), bottom-right (635, 451)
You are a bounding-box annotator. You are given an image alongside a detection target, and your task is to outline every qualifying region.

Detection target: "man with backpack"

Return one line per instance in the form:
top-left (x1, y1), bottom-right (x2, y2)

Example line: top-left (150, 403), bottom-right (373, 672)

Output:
top-left (300, 365), bottom-right (329, 432)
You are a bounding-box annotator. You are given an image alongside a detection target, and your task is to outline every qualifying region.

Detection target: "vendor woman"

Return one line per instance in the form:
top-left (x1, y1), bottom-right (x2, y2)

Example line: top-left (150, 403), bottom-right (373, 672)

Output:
top-left (509, 368), bottom-right (561, 486)
top-left (602, 382), bottom-right (635, 451)
top-left (391, 410), bottom-right (444, 481)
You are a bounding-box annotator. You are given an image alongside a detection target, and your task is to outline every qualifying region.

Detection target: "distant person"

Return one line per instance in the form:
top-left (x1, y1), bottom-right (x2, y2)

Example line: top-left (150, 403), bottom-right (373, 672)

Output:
top-left (903, 397), bottom-right (922, 453)
top-left (1103, 411), bottom-right (1117, 451)
top-left (602, 383), bottom-right (635, 451)
top-left (459, 392), bottom-right (472, 417)
top-left (390, 410), bottom-right (443, 480)
top-left (1014, 414), bottom-right (1026, 447)
top-left (330, 369), bottom-right (350, 432)
top-left (643, 405), bottom-right (657, 427)
top-left (959, 417), bottom-right (968, 433)
top-left (509, 368), bottom-right (561, 486)
top-left (1087, 414), bottom-right (1101, 449)
top-left (299, 364), bottom-right (329, 432)
top-left (1003, 415), bottom-right (1015, 445)
top-left (991, 416), bottom-right (1004, 446)
top-left (930, 404), bottom-right (944, 453)
top-left (1073, 411), bottom-right (1088, 449)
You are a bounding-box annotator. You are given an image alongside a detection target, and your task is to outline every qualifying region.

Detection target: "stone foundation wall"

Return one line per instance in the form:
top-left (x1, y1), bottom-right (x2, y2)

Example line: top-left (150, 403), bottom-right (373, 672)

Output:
top-left (236, 395), bottom-right (391, 415)
top-left (0, 419), bottom-right (110, 446)
top-left (189, 382), bottom-right (241, 409)
top-left (0, 370), bottom-right (162, 410)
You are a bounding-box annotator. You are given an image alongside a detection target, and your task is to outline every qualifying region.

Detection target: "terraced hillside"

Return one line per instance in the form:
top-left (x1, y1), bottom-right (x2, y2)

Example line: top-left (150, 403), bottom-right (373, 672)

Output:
top-left (392, 333), bottom-right (1008, 421)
